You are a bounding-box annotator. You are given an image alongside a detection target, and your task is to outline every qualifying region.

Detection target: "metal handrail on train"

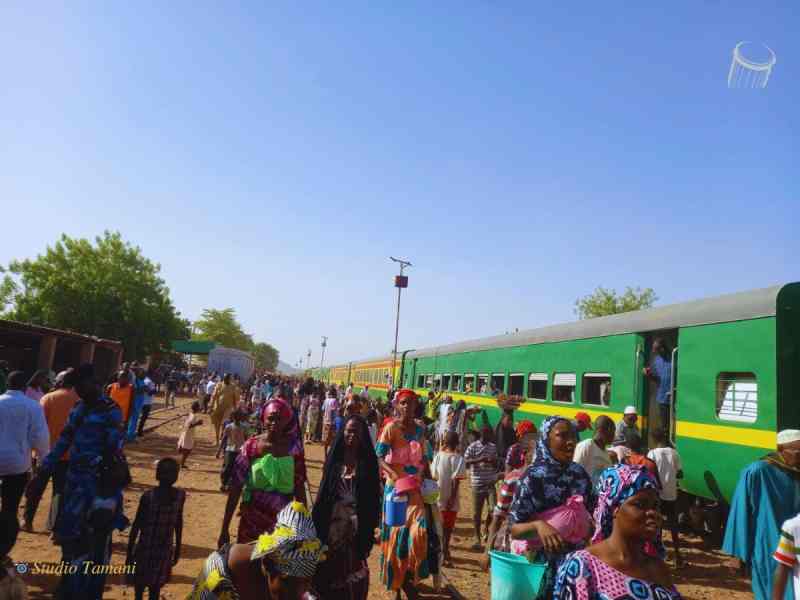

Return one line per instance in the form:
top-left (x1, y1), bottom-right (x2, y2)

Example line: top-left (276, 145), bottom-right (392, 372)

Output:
top-left (633, 345), bottom-right (642, 408)
top-left (669, 346), bottom-right (678, 444)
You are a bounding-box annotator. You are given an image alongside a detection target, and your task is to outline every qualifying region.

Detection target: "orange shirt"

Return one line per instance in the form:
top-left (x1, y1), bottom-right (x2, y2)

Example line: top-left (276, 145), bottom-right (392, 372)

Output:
top-left (109, 383), bottom-right (133, 423)
top-left (40, 388), bottom-right (80, 460)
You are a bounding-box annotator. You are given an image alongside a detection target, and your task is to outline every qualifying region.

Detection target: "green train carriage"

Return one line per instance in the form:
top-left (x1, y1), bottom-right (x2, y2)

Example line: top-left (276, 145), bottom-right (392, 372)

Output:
top-left (326, 282), bottom-right (800, 504)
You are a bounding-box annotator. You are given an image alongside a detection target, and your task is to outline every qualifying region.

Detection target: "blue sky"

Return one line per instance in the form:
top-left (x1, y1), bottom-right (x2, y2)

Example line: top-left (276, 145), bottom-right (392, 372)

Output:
top-left (1, 2), bottom-right (797, 368)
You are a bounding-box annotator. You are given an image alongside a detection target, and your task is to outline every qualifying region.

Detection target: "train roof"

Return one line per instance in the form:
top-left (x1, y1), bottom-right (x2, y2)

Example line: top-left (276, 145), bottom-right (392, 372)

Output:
top-left (338, 283), bottom-right (794, 366)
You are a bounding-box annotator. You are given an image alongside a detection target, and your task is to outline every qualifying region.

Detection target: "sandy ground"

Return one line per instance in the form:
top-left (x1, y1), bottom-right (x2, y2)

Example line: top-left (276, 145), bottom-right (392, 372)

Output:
top-left (15, 394), bottom-right (752, 599)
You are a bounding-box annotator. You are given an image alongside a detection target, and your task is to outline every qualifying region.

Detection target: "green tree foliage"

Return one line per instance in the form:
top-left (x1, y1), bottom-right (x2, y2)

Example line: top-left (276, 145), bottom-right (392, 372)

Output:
top-left (4, 232), bottom-right (188, 360)
top-left (192, 308), bottom-right (254, 352)
top-left (253, 342), bottom-right (280, 372)
top-left (574, 286), bottom-right (658, 319)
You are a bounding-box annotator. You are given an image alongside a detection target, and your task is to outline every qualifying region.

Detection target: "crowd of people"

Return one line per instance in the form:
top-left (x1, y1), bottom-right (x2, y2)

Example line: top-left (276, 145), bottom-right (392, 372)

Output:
top-left (0, 354), bottom-right (798, 600)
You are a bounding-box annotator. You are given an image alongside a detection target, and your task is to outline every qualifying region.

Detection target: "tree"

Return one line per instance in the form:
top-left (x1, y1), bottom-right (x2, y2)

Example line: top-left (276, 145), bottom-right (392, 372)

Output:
top-left (253, 342), bottom-right (280, 372)
top-left (192, 308), bottom-right (254, 352)
top-left (574, 286), bottom-right (658, 319)
top-left (4, 232), bottom-right (188, 360)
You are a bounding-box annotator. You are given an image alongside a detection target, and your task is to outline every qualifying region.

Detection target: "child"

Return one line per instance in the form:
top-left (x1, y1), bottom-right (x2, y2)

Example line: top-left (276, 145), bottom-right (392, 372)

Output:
top-left (464, 427), bottom-right (498, 550)
top-left (177, 401), bottom-right (203, 469)
top-left (216, 411), bottom-right (246, 491)
top-left (0, 512), bottom-right (27, 600)
top-left (622, 432), bottom-right (659, 479)
top-left (647, 428), bottom-right (685, 567)
top-left (127, 458), bottom-right (185, 600)
top-left (431, 431), bottom-right (466, 566)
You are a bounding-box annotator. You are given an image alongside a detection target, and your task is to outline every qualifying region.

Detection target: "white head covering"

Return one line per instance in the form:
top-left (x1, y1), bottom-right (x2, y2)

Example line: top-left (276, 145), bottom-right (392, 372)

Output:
top-left (777, 430), bottom-right (800, 446)
top-left (623, 405), bottom-right (637, 415)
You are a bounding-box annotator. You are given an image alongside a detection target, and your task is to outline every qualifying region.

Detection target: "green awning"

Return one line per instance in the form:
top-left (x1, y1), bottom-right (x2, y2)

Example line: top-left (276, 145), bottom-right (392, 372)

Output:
top-left (170, 340), bottom-right (216, 355)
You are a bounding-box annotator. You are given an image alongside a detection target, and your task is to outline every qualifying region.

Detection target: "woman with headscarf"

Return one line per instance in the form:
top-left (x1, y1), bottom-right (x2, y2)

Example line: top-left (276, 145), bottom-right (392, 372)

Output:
top-left (509, 416), bottom-right (595, 600)
top-left (312, 415), bottom-right (380, 600)
top-left (504, 420), bottom-right (538, 473)
top-left (211, 373), bottom-right (238, 444)
top-left (217, 397), bottom-right (308, 548)
top-left (375, 389), bottom-right (433, 599)
top-left (190, 501), bottom-right (325, 600)
top-left (26, 363), bottom-right (129, 600)
top-left (553, 464), bottom-right (679, 599)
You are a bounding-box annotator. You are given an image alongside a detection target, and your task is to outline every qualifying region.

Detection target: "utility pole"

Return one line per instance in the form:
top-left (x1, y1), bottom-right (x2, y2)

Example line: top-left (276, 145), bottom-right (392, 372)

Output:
top-left (320, 336), bottom-right (327, 370)
top-left (306, 349), bottom-right (312, 371)
top-left (389, 256), bottom-right (412, 389)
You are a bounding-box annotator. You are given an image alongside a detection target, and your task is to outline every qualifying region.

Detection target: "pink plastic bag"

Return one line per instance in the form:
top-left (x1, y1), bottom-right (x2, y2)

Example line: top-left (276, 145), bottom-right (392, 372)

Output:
top-left (386, 441), bottom-right (423, 469)
top-left (510, 495), bottom-right (592, 554)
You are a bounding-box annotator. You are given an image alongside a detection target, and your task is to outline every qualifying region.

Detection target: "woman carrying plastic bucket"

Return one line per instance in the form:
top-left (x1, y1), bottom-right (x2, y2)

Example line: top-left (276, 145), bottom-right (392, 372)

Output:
top-left (376, 389), bottom-right (434, 600)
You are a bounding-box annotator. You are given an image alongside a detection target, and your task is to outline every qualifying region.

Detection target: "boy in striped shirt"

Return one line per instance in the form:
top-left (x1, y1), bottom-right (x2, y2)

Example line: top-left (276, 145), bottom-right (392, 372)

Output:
top-left (773, 513), bottom-right (800, 600)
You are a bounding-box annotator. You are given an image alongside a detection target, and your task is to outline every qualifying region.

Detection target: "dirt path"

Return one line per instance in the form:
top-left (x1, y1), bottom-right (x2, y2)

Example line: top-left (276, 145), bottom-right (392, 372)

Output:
top-left (17, 395), bottom-right (752, 599)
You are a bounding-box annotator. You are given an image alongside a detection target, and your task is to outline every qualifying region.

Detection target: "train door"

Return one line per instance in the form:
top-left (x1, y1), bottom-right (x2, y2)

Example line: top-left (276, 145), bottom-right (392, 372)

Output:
top-left (639, 330), bottom-right (679, 448)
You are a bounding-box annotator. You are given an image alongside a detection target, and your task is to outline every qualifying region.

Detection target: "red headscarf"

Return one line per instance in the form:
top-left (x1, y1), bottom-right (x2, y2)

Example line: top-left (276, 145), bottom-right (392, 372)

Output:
top-left (515, 420), bottom-right (536, 438)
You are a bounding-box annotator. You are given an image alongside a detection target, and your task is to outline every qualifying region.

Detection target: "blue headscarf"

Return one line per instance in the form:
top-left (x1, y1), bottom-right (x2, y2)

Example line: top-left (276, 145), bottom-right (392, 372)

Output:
top-left (593, 464), bottom-right (664, 558)
top-left (509, 416), bottom-right (595, 524)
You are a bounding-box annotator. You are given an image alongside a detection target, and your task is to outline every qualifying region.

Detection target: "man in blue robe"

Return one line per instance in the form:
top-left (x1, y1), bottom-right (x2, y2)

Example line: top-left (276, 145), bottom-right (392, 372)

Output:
top-left (723, 429), bottom-right (800, 600)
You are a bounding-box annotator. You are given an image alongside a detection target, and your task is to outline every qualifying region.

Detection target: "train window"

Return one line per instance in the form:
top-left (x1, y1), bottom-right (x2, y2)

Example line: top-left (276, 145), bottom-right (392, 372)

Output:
top-left (417, 375), bottom-right (425, 388)
top-left (442, 374), bottom-right (451, 390)
top-left (553, 373), bottom-right (576, 403)
top-left (582, 373), bottom-right (611, 406)
top-left (464, 374), bottom-right (475, 393)
top-left (425, 375), bottom-right (432, 388)
top-left (716, 372), bottom-right (758, 423)
top-left (452, 374), bottom-right (462, 391)
top-left (508, 373), bottom-right (524, 396)
top-left (491, 373), bottom-right (505, 394)
top-left (527, 373), bottom-right (548, 401)
top-left (477, 374), bottom-right (489, 394)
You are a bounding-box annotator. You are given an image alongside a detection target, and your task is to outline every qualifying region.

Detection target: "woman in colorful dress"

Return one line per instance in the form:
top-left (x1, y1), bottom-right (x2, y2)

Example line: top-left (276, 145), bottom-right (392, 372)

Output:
top-left (27, 363), bottom-right (127, 600)
top-left (190, 501), bottom-right (325, 600)
top-left (217, 397), bottom-right (307, 547)
top-left (553, 464), bottom-right (680, 599)
top-left (376, 389), bottom-right (433, 599)
top-left (313, 415), bottom-right (381, 600)
top-left (509, 416), bottom-right (596, 600)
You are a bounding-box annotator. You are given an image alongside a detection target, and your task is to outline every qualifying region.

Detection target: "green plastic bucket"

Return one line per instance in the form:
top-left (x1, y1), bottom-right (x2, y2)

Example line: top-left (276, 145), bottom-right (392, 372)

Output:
top-left (489, 550), bottom-right (547, 600)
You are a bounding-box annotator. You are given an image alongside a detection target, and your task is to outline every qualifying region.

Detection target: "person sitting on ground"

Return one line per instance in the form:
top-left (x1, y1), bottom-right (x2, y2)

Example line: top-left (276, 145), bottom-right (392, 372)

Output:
top-left (647, 428), bottom-right (684, 568)
top-left (189, 501), bottom-right (325, 600)
top-left (464, 426), bottom-right (498, 550)
top-left (127, 457), bottom-right (185, 600)
top-left (573, 415), bottom-right (615, 486)
top-left (553, 463), bottom-right (681, 599)
top-left (0, 512), bottom-right (27, 600)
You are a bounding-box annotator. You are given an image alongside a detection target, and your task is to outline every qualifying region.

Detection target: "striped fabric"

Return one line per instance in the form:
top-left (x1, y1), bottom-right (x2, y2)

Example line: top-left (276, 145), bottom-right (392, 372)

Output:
top-left (774, 521), bottom-right (800, 567)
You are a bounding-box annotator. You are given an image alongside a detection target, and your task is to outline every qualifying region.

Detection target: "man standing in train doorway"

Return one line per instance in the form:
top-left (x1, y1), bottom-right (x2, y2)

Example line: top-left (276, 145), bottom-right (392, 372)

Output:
top-left (644, 337), bottom-right (673, 433)
top-left (723, 429), bottom-right (800, 600)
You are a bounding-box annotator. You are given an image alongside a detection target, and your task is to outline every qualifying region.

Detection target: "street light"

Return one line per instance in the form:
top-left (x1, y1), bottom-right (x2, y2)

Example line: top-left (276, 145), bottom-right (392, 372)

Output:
top-left (306, 349), bottom-right (312, 371)
top-left (320, 336), bottom-right (327, 370)
top-left (389, 256), bottom-right (412, 387)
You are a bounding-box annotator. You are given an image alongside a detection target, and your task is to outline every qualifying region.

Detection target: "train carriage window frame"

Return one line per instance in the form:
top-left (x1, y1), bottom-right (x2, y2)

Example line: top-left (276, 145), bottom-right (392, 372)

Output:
top-left (582, 373), bottom-right (612, 407)
top-left (491, 373), bottom-right (506, 395)
top-left (716, 372), bottom-right (758, 424)
top-left (477, 374), bottom-right (489, 394)
top-left (433, 374), bottom-right (442, 391)
top-left (508, 373), bottom-right (525, 396)
top-left (417, 375), bottom-right (425, 388)
top-left (553, 372), bottom-right (576, 404)
top-left (464, 374), bottom-right (476, 393)
top-left (425, 375), bottom-right (433, 388)
top-left (527, 373), bottom-right (548, 401)
top-left (451, 374), bottom-right (462, 391)
top-left (442, 374), bottom-right (451, 391)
